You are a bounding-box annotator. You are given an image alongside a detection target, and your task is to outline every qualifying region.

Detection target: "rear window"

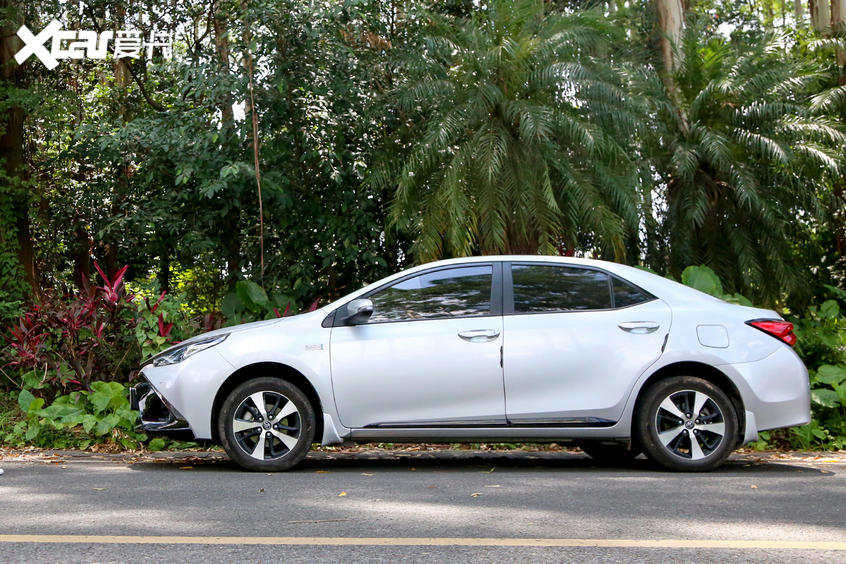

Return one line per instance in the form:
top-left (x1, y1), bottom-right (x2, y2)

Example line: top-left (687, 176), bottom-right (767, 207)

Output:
top-left (511, 265), bottom-right (612, 312)
top-left (612, 277), bottom-right (655, 308)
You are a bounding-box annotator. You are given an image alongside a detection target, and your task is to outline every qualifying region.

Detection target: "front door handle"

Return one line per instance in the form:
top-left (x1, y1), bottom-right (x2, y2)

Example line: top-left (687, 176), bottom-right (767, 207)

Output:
top-left (458, 329), bottom-right (500, 343)
top-left (618, 321), bottom-right (660, 334)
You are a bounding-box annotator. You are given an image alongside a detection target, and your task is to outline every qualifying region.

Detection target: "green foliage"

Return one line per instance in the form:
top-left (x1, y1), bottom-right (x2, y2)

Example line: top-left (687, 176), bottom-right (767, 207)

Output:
top-left (680, 265), bottom-right (753, 306)
top-left (4, 382), bottom-right (145, 450)
top-left (638, 28), bottom-right (844, 303)
top-left (2, 381), bottom-right (197, 451)
top-left (381, 0), bottom-right (637, 259)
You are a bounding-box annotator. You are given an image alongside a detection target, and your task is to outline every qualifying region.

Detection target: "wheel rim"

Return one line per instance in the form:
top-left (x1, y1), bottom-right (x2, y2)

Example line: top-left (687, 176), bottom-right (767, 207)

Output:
top-left (654, 389), bottom-right (725, 461)
top-left (232, 391), bottom-right (301, 461)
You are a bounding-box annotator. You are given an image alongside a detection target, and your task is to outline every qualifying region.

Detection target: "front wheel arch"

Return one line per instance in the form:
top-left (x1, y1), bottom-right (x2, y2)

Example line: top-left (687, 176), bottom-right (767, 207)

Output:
top-left (210, 362), bottom-right (323, 444)
top-left (633, 362), bottom-right (746, 447)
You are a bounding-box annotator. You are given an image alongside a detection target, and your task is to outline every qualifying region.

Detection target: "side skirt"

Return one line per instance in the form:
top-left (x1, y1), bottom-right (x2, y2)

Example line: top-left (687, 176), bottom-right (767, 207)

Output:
top-left (349, 425), bottom-right (627, 443)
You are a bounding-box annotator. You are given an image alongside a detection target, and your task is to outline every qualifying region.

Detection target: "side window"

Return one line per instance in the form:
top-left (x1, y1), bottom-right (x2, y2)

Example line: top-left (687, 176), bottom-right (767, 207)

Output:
top-left (367, 265), bottom-right (493, 323)
top-left (612, 277), bottom-right (654, 308)
top-left (511, 265), bottom-right (612, 312)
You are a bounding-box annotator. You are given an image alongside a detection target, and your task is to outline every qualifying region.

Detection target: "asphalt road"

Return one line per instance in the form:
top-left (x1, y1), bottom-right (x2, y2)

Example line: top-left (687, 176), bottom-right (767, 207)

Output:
top-left (0, 449), bottom-right (845, 563)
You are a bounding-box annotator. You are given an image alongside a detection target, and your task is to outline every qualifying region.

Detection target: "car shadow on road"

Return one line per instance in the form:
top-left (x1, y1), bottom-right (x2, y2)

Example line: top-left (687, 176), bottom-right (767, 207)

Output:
top-left (125, 451), bottom-right (834, 476)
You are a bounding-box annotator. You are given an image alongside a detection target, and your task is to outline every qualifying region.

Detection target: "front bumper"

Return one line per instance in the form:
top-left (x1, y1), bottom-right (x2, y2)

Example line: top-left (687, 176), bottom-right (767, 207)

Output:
top-left (130, 378), bottom-right (194, 438)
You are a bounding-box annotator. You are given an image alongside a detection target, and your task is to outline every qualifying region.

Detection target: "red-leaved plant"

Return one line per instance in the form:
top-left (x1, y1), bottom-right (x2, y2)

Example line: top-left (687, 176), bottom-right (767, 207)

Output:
top-left (4, 262), bottom-right (139, 391)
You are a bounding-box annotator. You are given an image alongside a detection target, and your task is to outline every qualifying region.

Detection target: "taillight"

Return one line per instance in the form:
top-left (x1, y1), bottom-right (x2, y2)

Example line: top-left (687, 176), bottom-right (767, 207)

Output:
top-left (746, 319), bottom-right (797, 346)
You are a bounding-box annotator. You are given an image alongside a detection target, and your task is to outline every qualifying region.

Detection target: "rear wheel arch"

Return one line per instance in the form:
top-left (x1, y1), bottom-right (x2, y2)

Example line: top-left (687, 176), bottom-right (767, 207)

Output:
top-left (210, 362), bottom-right (323, 444)
top-left (633, 362), bottom-right (746, 445)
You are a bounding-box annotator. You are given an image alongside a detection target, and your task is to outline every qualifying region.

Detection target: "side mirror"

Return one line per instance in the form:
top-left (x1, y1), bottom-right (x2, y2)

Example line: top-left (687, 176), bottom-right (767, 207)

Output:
top-left (342, 298), bottom-right (373, 326)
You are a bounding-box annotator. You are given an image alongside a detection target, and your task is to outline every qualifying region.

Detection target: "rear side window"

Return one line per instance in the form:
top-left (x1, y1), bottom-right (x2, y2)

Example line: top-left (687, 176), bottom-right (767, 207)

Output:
top-left (511, 265), bottom-right (612, 312)
top-left (612, 277), bottom-right (654, 308)
top-left (367, 265), bottom-right (493, 323)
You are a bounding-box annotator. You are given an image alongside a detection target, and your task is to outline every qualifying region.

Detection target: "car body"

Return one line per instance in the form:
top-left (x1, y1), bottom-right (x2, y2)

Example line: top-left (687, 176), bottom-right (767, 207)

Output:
top-left (131, 256), bottom-right (810, 471)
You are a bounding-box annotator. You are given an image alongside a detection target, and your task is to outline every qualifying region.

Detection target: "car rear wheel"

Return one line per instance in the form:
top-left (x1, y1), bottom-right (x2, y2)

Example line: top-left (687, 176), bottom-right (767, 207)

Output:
top-left (636, 376), bottom-right (737, 472)
top-left (219, 377), bottom-right (315, 471)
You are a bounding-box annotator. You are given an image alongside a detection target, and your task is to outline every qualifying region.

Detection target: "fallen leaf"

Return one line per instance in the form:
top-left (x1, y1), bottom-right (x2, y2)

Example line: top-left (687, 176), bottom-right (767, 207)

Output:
top-left (316, 470), bottom-right (329, 474)
top-left (288, 518), bottom-right (350, 524)
top-left (750, 485), bottom-right (758, 489)
top-left (361, 473), bottom-right (374, 476)
top-left (410, 468), bottom-right (417, 472)
top-left (470, 492), bottom-right (481, 497)
top-left (484, 485), bottom-right (501, 488)
top-left (259, 488), bottom-right (265, 493)
top-left (179, 466), bottom-right (193, 470)
top-left (485, 467), bottom-right (496, 473)
top-left (92, 488), bottom-right (106, 491)
top-left (338, 491), bottom-right (347, 497)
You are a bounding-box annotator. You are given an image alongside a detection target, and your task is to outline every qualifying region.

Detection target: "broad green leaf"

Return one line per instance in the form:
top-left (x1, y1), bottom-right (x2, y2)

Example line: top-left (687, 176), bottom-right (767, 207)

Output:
top-left (221, 291), bottom-right (243, 319)
top-left (816, 365), bottom-right (846, 386)
top-left (236, 280), bottom-right (270, 312)
top-left (89, 390), bottom-right (112, 414)
top-left (17, 389), bottom-right (36, 412)
top-left (148, 438), bottom-right (167, 451)
top-left (811, 388), bottom-right (841, 408)
top-left (27, 398), bottom-right (45, 414)
top-left (681, 265), bottom-right (723, 297)
top-left (819, 300), bottom-right (840, 320)
top-left (82, 414), bottom-right (99, 434)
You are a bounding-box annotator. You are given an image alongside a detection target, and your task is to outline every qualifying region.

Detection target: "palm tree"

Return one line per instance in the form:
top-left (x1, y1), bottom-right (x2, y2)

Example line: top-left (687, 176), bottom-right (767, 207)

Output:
top-left (636, 31), bottom-right (844, 302)
top-left (375, 0), bottom-right (639, 261)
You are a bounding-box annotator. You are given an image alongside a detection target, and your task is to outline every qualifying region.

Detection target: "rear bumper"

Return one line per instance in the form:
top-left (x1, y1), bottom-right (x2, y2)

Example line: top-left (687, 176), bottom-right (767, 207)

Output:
top-left (719, 345), bottom-right (811, 433)
top-left (130, 378), bottom-right (195, 438)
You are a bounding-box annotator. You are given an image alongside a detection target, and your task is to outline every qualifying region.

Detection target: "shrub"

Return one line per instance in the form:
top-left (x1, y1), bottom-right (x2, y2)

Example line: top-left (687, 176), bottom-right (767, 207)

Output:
top-left (4, 382), bottom-right (145, 450)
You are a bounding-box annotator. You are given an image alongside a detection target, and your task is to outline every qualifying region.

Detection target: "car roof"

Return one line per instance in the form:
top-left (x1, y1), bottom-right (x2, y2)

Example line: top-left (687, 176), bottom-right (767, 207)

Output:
top-left (320, 255), bottom-right (727, 313)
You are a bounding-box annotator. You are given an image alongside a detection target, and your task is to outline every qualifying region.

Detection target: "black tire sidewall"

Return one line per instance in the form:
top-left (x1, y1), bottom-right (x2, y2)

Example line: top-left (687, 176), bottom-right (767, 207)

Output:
top-left (636, 376), bottom-right (738, 472)
top-left (218, 377), bottom-right (315, 472)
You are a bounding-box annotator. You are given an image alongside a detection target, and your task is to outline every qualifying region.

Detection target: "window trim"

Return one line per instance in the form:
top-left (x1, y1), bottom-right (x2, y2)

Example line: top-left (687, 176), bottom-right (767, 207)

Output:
top-left (329, 262), bottom-right (503, 327)
top-left (503, 261), bottom-right (656, 315)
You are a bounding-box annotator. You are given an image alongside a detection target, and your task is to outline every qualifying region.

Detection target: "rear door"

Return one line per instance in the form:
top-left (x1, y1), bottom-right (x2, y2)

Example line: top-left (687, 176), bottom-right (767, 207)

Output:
top-left (502, 262), bottom-right (671, 425)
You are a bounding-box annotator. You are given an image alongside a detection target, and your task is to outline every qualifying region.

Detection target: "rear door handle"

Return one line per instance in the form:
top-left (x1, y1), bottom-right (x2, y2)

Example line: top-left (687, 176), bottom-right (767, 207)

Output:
top-left (618, 321), bottom-right (660, 334)
top-left (458, 329), bottom-right (500, 342)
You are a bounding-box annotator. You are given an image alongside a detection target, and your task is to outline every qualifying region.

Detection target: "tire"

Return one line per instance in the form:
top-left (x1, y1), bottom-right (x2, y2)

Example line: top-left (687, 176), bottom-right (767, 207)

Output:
top-left (579, 442), bottom-right (640, 463)
top-left (218, 377), bottom-right (316, 472)
top-left (636, 376), bottom-right (738, 472)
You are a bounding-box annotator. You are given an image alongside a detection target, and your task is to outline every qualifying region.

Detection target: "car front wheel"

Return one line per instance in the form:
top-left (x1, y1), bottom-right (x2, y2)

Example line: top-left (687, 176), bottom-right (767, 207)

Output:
top-left (219, 377), bottom-right (315, 472)
top-left (636, 376), bottom-right (738, 472)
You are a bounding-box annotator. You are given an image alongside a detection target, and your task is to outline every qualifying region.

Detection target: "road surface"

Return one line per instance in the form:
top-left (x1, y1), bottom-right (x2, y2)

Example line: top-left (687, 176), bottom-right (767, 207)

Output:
top-left (0, 449), bottom-right (844, 562)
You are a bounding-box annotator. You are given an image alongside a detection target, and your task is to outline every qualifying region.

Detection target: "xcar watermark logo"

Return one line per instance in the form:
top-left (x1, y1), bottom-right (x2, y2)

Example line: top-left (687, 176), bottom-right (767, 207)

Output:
top-left (15, 19), bottom-right (173, 70)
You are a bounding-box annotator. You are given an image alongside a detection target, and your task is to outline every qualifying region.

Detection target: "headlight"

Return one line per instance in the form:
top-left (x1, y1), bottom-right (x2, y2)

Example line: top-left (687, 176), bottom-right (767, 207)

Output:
top-left (152, 334), bottom-right (229, 367)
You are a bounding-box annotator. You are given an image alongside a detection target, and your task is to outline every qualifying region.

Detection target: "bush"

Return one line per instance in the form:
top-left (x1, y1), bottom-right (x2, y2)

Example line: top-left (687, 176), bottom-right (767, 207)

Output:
top-left (1, 263), bottom-right (198, 393)
top-left (4, 382), bottom-right (144, 450)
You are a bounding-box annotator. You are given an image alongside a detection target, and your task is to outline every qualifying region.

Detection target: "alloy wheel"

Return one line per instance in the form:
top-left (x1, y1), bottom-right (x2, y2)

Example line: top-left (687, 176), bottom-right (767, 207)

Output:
top-left (654, 389), bottom-right (726, 460)
top-left (232, 391), bottom-right (301, 461)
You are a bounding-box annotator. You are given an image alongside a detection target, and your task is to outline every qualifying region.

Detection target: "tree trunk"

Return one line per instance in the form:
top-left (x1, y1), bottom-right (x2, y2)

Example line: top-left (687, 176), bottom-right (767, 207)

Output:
top-left (72, 222), bottom-right (92, 289)
top-left (656, 0), bottom-right (684, 74)
top-left (213, 5), bottom-right (235, 128)
top-left (796, 0), bottom-right (805, 25)
top-left (213, 3), bottom-right (243, 289)
top-left (832, 0), bottom-right (846, 82)
top-left (0, 0), bottom-right (38, 298)
top-left (811, 0), bottom-right (831, 32)
top-left (763, 0), bottom-right (775, 27)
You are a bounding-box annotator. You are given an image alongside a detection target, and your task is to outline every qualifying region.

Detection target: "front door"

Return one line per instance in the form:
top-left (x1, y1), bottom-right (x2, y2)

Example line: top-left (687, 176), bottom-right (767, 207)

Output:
top-left (330, 264), bottom-right (505, 429)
